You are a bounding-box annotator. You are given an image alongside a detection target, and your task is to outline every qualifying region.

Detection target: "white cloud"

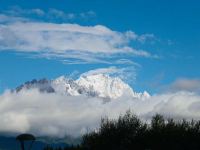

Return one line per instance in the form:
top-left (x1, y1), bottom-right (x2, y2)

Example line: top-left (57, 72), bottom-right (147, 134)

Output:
top-left (0, 7), bottom-right (158, 64)
top-left (143, 92), bottom-right (200, 119)
top-left (0, 21), bottom-right (154, 64)
top-left (3, 6), bottom-right (45, 17)
top-left (48, 8), bottom-right (75, 20)
top-left (115, 59), bottom-right (141, 66)
top-left (137, 33), bottom-right (155, 43)
top-left (124, 31), bottom-right (155, 43)
top-left (80, 11), bottom-right (96, 19)
top-left (0, 14), bottom-right (28, 23)
top-left (0, 22), bottom-right (143, 53)
top-left (167, 78), bottom-right (200, 93)
top-left (0, 83), bottom-right (200, 138)
top-left (81, 66), bottom-right (137, 84)
top-left (2, 6), bottom-right (95, 21)
top-left (81, 66), bottom-right (123, 76)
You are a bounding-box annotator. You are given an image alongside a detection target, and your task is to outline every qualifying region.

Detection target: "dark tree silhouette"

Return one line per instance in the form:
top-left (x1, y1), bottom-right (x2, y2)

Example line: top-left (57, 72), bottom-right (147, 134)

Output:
top-left (43, 112), bottom-right (200, 150)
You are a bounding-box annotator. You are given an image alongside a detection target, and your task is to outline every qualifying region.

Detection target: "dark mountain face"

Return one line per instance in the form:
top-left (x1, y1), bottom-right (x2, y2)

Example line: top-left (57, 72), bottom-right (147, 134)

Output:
top-left (13, 77), bottom-right (99, 97)
top-left (15, 78), bottom-right (55, 93)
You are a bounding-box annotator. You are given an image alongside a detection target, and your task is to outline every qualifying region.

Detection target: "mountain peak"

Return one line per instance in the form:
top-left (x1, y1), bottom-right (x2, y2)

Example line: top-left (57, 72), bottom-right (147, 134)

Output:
top-left (77, 74), bottom-right (135, 99)
top-left (14, 74), bottom-right (150, 100)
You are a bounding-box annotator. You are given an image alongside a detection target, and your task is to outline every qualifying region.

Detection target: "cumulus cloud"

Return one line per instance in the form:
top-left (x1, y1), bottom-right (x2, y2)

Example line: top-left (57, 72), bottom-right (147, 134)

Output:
top-left (0, 84), bottom-right (200, 138)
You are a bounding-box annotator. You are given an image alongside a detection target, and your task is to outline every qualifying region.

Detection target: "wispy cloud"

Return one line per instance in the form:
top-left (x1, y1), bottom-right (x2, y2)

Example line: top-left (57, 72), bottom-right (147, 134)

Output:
top-left (81, 66), bottom-right (137, 85)
top-left (3, 6), bottom-right (45, 16)
top-left (0, 7), bottom-right (159, 65)
top-left (48, 8), bottom-right (75, 19)
top-left (1, 6), bottom-right (96, 21)
top-left (125, 31), bottom-right (156, 43)
top-left (0, 14), bottom-right (28, 23)
top-left (0, 19), bottom-right (155, 64)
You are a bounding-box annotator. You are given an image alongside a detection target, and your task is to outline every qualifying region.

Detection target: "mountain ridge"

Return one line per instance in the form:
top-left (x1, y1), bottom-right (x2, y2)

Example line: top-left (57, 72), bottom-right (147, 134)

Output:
top-left (14, 74), bottom-right (150, 100)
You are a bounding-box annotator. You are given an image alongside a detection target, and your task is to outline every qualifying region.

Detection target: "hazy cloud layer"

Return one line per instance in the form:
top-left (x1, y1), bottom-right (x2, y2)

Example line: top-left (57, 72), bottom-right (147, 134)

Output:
top-left (0, 87), bottom-right (200, 138)
top-left (168, 78), bottom-right (200, 93)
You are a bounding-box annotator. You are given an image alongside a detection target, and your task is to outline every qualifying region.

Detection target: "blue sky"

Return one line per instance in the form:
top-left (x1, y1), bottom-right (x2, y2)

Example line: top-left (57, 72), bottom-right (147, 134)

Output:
top-left (0, 0), bottom-right (200, 94)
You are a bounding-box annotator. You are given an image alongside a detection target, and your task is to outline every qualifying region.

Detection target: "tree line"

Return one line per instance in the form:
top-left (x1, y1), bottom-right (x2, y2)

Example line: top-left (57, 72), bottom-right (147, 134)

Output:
top-left (44, 111), bottom-right (200, 150)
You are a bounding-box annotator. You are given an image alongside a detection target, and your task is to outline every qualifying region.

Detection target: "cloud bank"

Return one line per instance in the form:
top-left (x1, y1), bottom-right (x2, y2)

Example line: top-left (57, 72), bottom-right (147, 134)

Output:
top-left (0, 84), bottom-right (200, 138)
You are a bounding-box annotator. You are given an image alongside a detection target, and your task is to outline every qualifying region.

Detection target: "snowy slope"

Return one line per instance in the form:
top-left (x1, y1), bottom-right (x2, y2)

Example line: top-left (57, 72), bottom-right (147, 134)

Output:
top-left (15, 74), bottom-right (150, 99)
top-left (76, 74), bottom-right (150, 99)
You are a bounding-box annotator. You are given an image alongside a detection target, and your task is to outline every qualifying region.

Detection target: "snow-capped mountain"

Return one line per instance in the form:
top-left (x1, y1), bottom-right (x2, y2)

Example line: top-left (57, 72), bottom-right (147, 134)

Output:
top-left (14, 74), bottom-right (150, 99)
top-left (51, 75), bottom-right (98, 97)
top-left (76, 74), bottom-right (150, 99)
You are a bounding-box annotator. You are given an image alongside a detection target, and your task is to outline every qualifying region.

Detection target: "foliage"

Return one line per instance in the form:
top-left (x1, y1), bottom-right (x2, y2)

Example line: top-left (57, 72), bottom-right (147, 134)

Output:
top-left (44, 112), bottom-right (200, 150)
